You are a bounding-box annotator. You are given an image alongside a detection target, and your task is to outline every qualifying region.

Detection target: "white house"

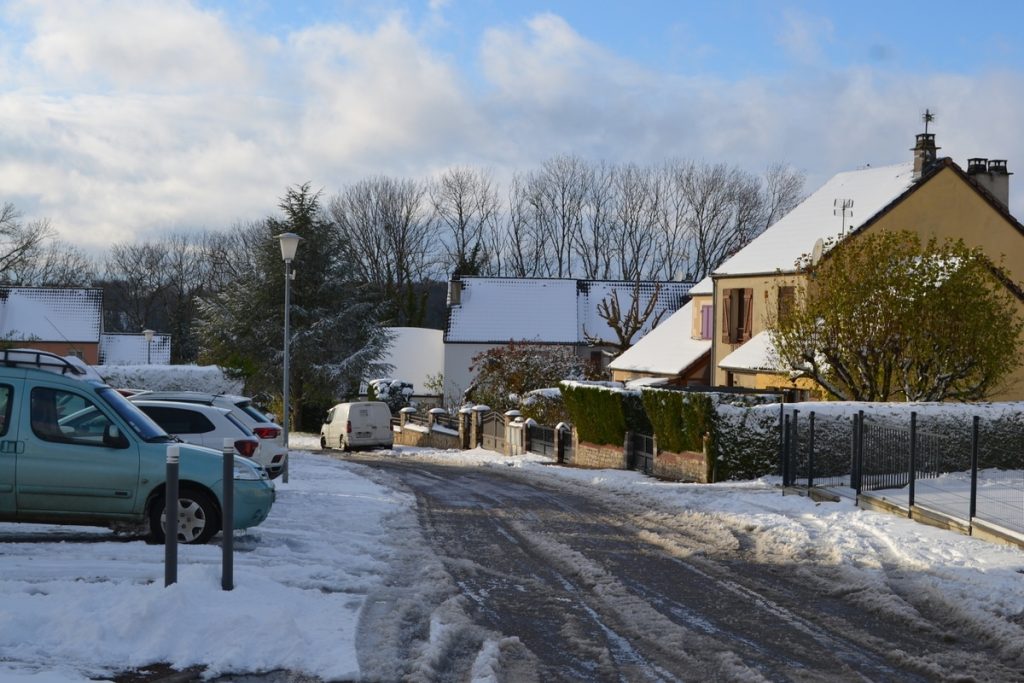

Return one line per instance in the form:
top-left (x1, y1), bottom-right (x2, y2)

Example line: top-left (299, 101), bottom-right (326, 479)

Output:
top-left (442, 276), bottom-right (693, 401)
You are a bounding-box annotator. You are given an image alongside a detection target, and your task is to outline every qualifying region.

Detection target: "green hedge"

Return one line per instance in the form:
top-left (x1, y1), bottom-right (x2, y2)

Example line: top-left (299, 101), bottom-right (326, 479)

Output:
top-left (642, 388), bottom-right (781, 481)
top-left (641, 389), bottom-right (714, 454)
top-left (560, 382), bottom-right (651, 446)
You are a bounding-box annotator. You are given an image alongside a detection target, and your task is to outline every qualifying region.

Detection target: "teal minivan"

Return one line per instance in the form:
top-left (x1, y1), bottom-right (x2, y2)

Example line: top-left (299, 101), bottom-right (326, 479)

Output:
top-left (0, 349), bottom-right (275, 544)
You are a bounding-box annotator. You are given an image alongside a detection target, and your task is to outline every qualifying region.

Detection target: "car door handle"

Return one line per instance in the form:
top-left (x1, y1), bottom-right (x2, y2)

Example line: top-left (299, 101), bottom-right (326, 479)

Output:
top-left (0, 440), bottom-right (24, 454)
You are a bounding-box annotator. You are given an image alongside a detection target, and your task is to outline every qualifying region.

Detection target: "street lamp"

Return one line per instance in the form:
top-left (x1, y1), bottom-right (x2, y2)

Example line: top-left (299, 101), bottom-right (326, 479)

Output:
top-left (277, 232), bottom-right (302, 483)
top-left (142, 329), bottom-right (155, 365)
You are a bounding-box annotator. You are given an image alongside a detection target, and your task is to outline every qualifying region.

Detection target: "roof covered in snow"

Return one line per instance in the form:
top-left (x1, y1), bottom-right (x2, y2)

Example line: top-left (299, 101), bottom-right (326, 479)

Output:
top-left (713, 162), bottom-right (917, 277)
top-left (444, 277), bottom-right (692, 344)
top-left (718, 330), bottom-right (785, 373)
top-left (99, 333), bottom-right (171, 365)
top-left (382, 327), bottom-right (444, 393)
top-left (608, 301), bottom-right (711, 375)
top-left (0, 287), bottom-right (102, 342)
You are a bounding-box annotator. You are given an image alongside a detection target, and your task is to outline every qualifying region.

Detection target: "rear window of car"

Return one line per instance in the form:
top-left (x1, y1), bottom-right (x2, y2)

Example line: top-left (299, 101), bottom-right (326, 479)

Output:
top-left (140, 406), bottom-right (216, 434)
top-left (236, 400), bottom-right (272, 423)
top-left (225, 412), bottom-right (254, 436)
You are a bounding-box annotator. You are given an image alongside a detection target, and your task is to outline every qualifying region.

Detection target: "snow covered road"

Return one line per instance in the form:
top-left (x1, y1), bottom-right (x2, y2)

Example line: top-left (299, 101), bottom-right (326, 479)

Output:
top-left (347, 452), bottom-right (1024, 682)
top-left (0, 440), bottom-right (1022, 681)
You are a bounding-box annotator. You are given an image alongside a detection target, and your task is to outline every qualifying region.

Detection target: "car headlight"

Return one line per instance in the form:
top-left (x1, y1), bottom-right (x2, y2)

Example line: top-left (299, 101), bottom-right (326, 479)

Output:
top-left (233, 457), bottom-right (264, 481)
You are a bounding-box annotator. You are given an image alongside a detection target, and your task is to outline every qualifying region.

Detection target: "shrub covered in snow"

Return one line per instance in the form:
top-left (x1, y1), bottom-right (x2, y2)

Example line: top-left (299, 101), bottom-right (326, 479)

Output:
top-left (96, 364), bottom-right (244, 394)
top-left (367, 378), bottom-right (414, 414)
top-left (465, 342), bottom-right (596, 412)
top-left (520, 387), bottom-right (570, 426)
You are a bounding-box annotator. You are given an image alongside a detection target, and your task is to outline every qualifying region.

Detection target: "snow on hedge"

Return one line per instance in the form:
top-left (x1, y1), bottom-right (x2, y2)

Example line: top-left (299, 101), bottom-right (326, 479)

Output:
top-left (95, 364), bottom-right (243, 394)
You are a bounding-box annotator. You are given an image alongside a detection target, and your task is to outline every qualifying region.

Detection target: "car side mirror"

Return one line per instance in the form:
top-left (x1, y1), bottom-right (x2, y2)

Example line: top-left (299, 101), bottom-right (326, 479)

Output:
top-left (103, 424), bottom-right (130, 449)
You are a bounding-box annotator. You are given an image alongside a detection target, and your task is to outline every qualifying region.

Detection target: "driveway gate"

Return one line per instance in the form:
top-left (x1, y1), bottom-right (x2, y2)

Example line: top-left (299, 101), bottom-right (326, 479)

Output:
top-left (628, 432), bottom-right (655, 475)
top-left (481, 412), bottom-right (506, 453)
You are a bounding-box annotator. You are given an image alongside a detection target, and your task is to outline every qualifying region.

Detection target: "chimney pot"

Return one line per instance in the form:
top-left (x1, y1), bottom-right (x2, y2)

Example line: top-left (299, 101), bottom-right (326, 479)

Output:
top-left (967, 158), bottom-right (988, 174)
top-left (987, 159), bottom-right (1009, 175)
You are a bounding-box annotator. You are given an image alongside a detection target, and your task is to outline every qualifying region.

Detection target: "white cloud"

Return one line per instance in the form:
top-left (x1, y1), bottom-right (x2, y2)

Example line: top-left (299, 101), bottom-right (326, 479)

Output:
top-left (1, 5), bottom-right (1023, 248)
top-left (775, 9), bottom-right (834, 64)
top-left (11, 0), bottom-right (256, 91)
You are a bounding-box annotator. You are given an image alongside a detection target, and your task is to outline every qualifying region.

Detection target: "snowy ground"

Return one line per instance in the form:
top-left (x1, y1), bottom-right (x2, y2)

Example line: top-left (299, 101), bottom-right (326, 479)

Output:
top-left (1, 435), bottom-right (1022, 681)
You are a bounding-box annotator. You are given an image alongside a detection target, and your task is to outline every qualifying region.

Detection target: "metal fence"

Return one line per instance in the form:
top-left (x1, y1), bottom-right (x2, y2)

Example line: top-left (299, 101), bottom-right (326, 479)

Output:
top-left (783, 410), bottom-right (1024, 535)
top-left (628, 432), bottom-right (655, 475)
top-left (528, 424), bottom-right (557, 458)
top-left (527, 423), bottom-right (574, 462)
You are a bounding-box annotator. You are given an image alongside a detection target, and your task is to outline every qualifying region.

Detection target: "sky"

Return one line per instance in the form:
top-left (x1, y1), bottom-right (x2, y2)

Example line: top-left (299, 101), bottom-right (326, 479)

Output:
top-left (2, 1), bottom-right (1024, 249)
top-left (1, 440), bottom-right (1022, 680)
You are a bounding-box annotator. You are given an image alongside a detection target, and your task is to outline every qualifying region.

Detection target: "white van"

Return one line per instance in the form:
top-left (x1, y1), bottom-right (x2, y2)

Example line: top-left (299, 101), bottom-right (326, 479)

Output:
top-left (320, 401), bottom-right (394, 451)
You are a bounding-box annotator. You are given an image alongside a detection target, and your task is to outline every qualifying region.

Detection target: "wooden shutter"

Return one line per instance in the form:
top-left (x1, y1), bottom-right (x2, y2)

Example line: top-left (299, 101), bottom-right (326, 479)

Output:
top-left (700, 304), bottom-right (713, 340)
top-left (721, 291), bottom-right (733, 343)
top-left (741, 288), bottom-right (754, 342)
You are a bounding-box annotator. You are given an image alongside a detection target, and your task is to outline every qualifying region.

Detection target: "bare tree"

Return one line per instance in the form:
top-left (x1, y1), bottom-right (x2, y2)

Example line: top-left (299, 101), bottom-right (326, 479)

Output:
top-left (0, 203), bottom-right (95, 286)
top-left (759, 162), bottom-right (805, 231)
top-left (430, 167), bottom-right (500, 276)
top-left (611, 163), bottom-right (659, 280)
top-left (329, 176), bottom-right (435, 325)
top-left (103, 242), bottom-right (171, 333)
top-left (583, 281), bottom-right (667, 353)
top-left (673, 161), bottom-right (765, 281)
top-left (574, 161), bottom-right (616, 279)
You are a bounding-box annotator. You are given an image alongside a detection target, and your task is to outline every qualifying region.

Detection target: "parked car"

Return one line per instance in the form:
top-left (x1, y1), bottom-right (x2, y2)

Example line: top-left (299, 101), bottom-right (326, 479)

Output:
top-left (320, 401), bottom-right (394, 451)
top-left (129, 391), bottom-right (287, 479)
top-left (130, 400), bottom-right (263, 468)
top-left (0, 349), bottom-right (275, 544)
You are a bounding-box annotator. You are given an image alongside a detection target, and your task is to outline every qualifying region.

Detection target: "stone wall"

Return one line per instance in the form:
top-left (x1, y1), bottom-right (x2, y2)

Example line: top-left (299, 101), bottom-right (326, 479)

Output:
top-left (654, 449), bottom-right (709, 483)
top-left (393, 425), bottom-right (462, 450)
top-left (571, 440), bottom-right (628, 470)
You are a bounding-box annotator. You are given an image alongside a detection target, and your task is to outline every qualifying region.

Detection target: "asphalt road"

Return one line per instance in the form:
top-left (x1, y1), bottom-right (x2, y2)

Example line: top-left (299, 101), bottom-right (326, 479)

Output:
top-left (348, 454), bottom-right (1024, 683)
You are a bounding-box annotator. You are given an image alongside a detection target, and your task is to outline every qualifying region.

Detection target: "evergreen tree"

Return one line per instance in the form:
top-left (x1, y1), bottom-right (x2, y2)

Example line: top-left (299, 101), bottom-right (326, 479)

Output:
top-left (197, 184), bottom-right (392, 428)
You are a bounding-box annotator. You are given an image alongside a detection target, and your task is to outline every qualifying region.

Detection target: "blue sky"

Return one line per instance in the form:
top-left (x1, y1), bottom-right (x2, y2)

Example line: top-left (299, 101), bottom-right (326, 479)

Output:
top-left (2, 0), bottom-right (1023, 247)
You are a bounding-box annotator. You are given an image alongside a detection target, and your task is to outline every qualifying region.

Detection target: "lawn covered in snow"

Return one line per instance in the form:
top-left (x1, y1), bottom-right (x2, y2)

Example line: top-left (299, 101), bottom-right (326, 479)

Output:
top-left (0, 436), bottom-right (1022, 681)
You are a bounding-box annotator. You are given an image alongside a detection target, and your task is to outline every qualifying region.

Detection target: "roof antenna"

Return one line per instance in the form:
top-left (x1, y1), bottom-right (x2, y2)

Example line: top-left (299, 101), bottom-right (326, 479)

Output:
top-left (833, 198), bottom-right (854, 236)
top-left (922, 108), bottom-right (935, 134)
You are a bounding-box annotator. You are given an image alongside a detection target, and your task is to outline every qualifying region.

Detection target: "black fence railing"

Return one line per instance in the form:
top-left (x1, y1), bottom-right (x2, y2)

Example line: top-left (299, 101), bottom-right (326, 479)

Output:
top-left (783, 411), bottom-right (1024, 535)
top-left (628, 432), bottom-right (655, 475)
top-left (528, 424), bottom-right (557, 458)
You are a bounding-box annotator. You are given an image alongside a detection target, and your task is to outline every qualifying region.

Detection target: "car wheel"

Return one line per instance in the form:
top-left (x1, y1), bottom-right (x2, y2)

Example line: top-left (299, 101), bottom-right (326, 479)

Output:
top-left (320, 436), bottom-right (328, 450)
top-left (149, 487), bottom-right (221, 545)
top-left (340, 436), bottom-right (350, 452)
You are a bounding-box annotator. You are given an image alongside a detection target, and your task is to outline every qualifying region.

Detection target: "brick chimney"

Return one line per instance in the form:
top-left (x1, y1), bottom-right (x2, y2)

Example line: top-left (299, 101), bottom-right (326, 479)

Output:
top-left (967, 158), bottom-right (1011, 209)
top-left (911, 133), bottom-right (939, 179)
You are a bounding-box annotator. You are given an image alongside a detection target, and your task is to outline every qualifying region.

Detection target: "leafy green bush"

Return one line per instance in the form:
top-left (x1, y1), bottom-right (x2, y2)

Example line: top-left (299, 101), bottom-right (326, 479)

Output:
top-left (560, 381), bottom-right (651, 446)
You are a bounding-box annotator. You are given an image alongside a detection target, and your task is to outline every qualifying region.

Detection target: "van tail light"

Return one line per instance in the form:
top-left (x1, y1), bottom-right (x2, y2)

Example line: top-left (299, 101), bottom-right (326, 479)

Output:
top-left (253, 426), bottom-right (280, 440)
top-left (346, 420), bottom-right (352, 434)
top-left (234, 439), bottom-right (258, 457)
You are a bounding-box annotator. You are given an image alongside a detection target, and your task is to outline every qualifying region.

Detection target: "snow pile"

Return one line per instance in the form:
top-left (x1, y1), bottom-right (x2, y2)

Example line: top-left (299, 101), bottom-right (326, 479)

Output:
top-left (95, 364), bottom-right (243, 394)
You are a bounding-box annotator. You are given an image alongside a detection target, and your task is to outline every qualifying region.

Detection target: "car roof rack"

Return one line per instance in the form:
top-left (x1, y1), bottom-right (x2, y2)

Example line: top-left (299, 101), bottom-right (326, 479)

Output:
top-left (0, 348), bottom-right (87, 376)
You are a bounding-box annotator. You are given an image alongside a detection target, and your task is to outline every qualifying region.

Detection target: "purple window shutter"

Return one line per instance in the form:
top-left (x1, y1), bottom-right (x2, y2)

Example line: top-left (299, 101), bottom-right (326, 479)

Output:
top-left (700, 305), bottom-right (713, 340)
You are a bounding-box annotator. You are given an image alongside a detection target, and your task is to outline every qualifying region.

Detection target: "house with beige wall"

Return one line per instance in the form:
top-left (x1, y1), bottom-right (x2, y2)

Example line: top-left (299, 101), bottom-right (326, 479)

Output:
top-left (614, 130), bottom-right (1024, 401)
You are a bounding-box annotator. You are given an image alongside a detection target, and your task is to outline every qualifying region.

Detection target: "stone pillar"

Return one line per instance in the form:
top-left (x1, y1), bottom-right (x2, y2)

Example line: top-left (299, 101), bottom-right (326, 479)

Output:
top-left (458, 407), bottom-right (473, 450)
top-left (399, 406), bottom-right (416, 427)
top-left (471, 405), bottom-right (489, 448)
top-left (503, 410), bottom-right (521, 456)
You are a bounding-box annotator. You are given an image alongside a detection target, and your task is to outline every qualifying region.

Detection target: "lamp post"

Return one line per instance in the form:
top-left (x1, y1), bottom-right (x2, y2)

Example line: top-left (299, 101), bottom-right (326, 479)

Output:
top-left (143, 329), bottom-right (155, 365)
top-left (277, 232), bottom-right (302, 483)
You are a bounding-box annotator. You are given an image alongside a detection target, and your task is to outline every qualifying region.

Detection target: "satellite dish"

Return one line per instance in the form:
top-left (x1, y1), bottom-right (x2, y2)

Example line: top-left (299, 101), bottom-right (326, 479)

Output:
top-left (810, 238), bottom-right (824, 266)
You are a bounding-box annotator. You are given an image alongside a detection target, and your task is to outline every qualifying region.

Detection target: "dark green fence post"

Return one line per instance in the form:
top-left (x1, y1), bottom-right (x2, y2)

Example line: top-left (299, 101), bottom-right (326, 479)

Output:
top-left (909, 412), bottom-right (917, 507)
top-left (969, 415), bottom-right (980, 520)
top-left (807, 411), bottom-right (816, 489)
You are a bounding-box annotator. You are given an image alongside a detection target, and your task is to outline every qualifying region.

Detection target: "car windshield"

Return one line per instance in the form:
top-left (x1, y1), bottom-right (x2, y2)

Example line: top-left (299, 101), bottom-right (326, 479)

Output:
top-left (97, 387), bottom-right (172, 442)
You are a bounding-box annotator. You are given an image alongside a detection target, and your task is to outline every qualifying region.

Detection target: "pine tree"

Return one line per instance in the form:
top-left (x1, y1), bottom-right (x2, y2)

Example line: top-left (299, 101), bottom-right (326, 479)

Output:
top-left (197, 184), bottom-right (392, 428)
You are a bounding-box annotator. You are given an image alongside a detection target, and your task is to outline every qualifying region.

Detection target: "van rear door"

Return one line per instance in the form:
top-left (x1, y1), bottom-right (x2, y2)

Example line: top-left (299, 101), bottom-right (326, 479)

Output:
top-left (0, 380), bottom-right (20, 515)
